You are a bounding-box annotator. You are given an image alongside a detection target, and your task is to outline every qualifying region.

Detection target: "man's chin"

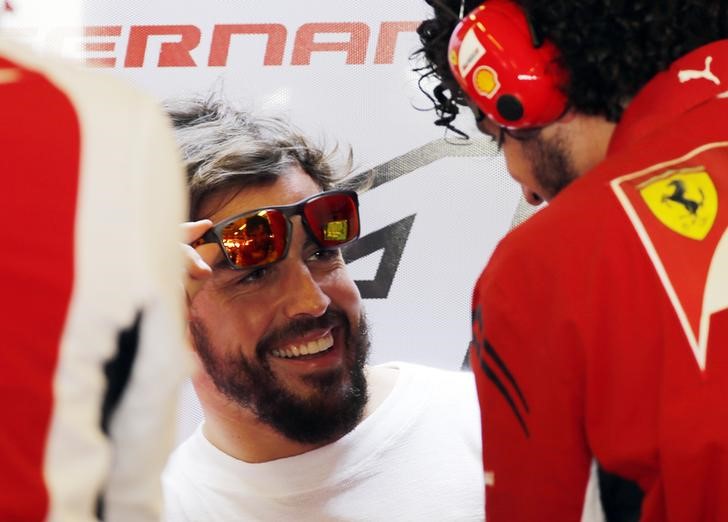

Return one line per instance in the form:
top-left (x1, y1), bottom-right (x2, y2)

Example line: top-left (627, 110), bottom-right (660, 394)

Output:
top-left (258, 381), bottom-right (366, 444)
top-left (271, 366), bottom-right (349, 404)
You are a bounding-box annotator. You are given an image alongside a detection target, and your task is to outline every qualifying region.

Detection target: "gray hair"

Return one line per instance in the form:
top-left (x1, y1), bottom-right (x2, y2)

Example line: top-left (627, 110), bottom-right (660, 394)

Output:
top-left (165, 95), bottom-right (352, 220)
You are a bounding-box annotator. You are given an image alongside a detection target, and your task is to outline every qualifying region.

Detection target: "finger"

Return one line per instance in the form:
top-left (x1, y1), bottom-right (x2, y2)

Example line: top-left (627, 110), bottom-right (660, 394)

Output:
top-left (182, 243), bottom-right (213, 281)
top-left (183, 243), bottom-right (223, 302)
top-left (181, 219), bottom-right (221, 269)
top-left (180, 219), bottom-right (213, 244)
top-left (179, 220), bottom-right (223, 303)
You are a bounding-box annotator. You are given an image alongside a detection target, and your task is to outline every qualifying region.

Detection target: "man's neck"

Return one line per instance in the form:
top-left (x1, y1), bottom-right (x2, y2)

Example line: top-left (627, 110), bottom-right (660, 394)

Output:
top-left (201, 365), bottom-right (399, 463)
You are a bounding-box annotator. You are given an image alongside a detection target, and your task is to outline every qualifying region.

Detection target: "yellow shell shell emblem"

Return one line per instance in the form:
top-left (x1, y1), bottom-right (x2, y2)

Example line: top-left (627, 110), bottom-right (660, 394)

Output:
top-left (473, 65), bottom-right (500, 99)
top-left (638, 167), bottom-right (718, 240)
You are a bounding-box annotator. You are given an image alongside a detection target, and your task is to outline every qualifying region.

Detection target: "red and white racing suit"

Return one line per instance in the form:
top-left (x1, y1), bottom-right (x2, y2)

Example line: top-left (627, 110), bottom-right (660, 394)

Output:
top-left (0, 40), bottom-right (187, 521)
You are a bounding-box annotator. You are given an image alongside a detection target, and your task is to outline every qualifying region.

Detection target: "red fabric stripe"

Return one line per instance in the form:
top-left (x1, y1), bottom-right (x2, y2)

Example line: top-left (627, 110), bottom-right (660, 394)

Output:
top-left (0, 54), bottom-right (80, 520)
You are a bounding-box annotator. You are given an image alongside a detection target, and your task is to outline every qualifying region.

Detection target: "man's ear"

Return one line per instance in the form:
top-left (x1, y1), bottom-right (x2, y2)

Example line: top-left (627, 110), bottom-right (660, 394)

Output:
top-left (556, 107), bottom-right (578, 125)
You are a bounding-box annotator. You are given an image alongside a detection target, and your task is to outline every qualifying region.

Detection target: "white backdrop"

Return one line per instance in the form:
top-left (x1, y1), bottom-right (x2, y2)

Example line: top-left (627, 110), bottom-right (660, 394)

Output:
top-left (3, 0), bottom-right (534, 439)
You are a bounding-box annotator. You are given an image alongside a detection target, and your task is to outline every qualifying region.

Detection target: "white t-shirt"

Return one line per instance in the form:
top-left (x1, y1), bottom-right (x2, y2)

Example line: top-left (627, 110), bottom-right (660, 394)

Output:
top-left (163, 362), bottom-right (485, 521)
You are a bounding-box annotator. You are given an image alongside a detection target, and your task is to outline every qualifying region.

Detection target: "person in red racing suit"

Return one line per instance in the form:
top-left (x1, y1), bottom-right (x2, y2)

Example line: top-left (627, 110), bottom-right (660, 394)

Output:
top-left (415, 0), bottom-right (728, 519)
top-left (0, 40), bottom-right (187, 521)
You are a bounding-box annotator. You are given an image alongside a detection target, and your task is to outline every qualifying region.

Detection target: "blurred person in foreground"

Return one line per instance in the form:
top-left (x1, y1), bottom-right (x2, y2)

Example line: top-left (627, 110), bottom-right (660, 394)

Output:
top-left (415, 0), bottom-right (728, 520)
top-left (0, 32), bottom-right (188, 521)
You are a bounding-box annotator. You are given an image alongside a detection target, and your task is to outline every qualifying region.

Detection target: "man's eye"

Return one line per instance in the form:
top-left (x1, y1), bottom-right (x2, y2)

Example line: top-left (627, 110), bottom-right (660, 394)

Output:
top-left (475, 120), bottom-right (505, 150)
top-left (505, 127), bottom-right (541, 141)
top-left (237, 267), bottom-right (269, 285)
top-left (481, 128), bottom-right (505, 151)
top-left (309, 249), bottom-right (341, 263)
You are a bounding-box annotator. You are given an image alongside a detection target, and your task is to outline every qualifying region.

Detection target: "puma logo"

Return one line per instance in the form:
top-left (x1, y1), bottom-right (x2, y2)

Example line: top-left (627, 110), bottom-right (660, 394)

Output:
top-left (678, 56), bottom-right (721, 86)
top-left (0, 68), bottom-right (21, 84)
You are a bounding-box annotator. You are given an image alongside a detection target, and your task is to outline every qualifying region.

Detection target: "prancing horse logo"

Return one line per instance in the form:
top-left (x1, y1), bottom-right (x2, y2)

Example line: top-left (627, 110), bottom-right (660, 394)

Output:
top-left (638, 167), bottom-right (718, 240)
top-left (662, 179), bottom-right (704, 215)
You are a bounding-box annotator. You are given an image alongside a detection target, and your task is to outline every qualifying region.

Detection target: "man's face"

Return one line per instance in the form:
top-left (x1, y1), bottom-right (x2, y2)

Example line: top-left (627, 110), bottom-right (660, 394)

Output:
top-left (473, 109), bottom-right (580, 205)
top-left (189, 165), bottom-right (369, 444)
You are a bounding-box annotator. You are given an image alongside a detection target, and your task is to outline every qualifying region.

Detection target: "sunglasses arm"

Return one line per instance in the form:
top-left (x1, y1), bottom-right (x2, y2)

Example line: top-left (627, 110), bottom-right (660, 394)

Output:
top-left (190, 229), bottom-right (218, 249)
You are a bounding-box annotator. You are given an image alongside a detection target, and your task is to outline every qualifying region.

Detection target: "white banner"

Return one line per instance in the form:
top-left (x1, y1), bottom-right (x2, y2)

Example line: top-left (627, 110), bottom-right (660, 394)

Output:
top-left (3, 1), bottom-right (530, 436)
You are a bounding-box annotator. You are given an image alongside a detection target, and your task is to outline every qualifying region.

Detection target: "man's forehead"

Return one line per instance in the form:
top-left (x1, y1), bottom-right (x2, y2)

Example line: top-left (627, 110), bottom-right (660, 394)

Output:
top-left (199, 186), bottom-right (264, 223)
top-left (201, 166), bottom-right (323, 224)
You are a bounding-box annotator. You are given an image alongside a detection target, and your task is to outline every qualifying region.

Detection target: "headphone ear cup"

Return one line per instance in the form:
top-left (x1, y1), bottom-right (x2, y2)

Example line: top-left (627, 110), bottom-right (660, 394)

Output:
top-left (448, 0), bottom-right (568, 129)
top-left (496, 94), bottom-right (524, 122)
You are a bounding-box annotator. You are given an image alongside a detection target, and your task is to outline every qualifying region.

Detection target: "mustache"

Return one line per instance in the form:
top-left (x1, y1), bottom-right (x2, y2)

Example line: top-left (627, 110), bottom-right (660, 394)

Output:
top-left (256, 308), bottom-right (349, 358)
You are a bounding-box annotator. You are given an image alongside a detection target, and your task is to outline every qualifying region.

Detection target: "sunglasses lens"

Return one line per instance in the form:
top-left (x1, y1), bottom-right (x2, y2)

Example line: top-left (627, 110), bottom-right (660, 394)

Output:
top-left (304, 192), bottom-right (360, 247)
top-left (219, 210), bottom-right (287, 268)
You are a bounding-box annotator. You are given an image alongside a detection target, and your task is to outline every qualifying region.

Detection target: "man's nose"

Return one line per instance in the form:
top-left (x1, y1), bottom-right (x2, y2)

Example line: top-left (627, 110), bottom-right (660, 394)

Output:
top-left (279, 261), bottom-right (330, 319)
top-left (522, 185), bottom-right (543, 206)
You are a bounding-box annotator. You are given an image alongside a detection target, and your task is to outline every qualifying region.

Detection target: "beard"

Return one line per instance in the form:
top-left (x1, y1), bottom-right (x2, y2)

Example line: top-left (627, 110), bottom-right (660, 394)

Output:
top-left (190, 308), bottom-right (370, 445)
top-left (524, 131), bottom-right (580, 201)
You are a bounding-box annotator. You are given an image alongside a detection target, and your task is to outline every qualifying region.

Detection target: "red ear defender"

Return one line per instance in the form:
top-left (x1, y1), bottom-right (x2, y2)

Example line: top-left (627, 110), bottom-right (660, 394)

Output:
top-left (448, 0), bottom-right (568, 129)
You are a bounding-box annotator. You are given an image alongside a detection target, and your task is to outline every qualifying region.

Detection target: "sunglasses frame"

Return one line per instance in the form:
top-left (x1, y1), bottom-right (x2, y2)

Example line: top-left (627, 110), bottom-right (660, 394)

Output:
top-left (194, 189), bottom-right (360, 270)
top-left (473, 103), bottom-right (571, 144)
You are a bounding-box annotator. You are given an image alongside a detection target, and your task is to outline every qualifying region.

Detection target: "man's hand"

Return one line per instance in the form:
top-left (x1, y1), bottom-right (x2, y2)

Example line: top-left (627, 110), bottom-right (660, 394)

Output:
top-left (180, 220), bottom-right (218, 302)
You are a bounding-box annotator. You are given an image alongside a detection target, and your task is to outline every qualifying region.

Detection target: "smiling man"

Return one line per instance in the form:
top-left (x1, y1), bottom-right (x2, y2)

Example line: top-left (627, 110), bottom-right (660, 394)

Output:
top-left (187, 174), bottom-right (370, 454)
top-left (161, 96), bottom-right (484, 521)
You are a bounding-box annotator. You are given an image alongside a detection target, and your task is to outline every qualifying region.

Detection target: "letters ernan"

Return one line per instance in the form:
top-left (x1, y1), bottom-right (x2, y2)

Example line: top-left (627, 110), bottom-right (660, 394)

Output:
top-left (52, 22), bottom-right (419, 68)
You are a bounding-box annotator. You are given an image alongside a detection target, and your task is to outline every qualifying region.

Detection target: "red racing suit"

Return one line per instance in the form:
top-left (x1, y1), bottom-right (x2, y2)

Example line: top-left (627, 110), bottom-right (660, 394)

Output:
top-left (0, 41), bottom-right (187, 521)
top-left (471, 40), bottom-right (728, 521)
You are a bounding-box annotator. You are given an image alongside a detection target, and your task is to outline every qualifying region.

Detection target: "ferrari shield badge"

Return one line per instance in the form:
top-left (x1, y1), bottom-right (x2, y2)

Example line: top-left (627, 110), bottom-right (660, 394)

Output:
top-left (638, 167), bottom-right (718, 240)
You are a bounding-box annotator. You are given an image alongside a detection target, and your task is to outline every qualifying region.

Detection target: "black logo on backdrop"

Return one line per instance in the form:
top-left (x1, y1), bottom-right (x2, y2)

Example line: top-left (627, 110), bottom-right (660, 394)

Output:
top-left (343, 215), bottom-right (415, 299)
top-left (344, 135), bottom-right (497, 299)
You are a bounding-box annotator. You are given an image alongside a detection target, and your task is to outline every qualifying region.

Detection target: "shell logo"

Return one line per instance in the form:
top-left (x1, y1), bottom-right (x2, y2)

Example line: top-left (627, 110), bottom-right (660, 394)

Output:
top-left (473, 65), bottom-right (500, 99)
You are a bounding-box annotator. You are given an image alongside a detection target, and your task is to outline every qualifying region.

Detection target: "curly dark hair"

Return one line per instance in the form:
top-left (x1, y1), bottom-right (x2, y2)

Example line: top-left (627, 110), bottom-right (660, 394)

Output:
top-left (414, 0), bottom-right (728, 130)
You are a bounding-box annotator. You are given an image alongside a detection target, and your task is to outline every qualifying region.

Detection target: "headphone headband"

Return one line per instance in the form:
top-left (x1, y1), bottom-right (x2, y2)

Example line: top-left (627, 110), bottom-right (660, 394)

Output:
top-left (448, 0), bottom-right (568, 129)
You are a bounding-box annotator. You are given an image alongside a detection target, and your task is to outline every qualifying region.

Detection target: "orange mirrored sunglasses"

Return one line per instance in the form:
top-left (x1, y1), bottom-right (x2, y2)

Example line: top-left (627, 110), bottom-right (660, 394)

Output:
top-left (192, 190), bottom-right (360, 270)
